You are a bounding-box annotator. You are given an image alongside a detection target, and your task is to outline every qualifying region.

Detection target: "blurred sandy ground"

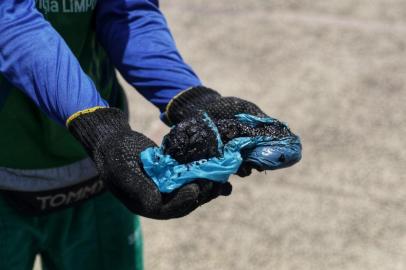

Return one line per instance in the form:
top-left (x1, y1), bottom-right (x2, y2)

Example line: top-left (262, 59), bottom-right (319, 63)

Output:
top-left (35, 0), bottom-right (406, 269)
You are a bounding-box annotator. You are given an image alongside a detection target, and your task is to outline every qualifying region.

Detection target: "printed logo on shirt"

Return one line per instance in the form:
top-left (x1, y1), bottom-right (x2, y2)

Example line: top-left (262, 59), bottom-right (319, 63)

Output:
top-left (36, 0), bottom-right (98, 14)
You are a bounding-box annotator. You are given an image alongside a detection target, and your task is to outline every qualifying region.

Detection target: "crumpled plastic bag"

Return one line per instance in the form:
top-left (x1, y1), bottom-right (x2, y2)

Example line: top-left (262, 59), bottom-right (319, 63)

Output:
top-left (141, 114), bottom-right (302, 193)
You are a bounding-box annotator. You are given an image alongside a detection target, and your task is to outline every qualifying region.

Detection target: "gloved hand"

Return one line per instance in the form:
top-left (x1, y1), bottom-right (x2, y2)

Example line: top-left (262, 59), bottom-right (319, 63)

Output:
top-left (163, 87), bottom-right (267, 125)
top-left (67, 107), bottom-right (231, 219)
top-left (162, 86), bottom-right (294, 176)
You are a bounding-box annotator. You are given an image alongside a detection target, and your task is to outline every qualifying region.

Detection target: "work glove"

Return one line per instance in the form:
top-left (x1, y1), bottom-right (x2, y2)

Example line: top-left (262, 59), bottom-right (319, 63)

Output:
top-left (163, 87), bottom-right (267, 125)
top-left (162, 86), bottom-right (294, 176)
top-left (67, 107), bottom-right (231, 220)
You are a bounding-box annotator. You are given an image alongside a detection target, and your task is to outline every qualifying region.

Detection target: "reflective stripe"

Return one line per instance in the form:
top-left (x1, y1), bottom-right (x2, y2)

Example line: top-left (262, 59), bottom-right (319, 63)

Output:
top-left (0, 158), bottom-right (98, 192)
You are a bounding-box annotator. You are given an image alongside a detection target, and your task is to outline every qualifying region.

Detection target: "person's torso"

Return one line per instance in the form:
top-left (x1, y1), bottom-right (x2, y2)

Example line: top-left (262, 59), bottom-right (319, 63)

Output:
top-left (0, 0), bottom-right (125, 190)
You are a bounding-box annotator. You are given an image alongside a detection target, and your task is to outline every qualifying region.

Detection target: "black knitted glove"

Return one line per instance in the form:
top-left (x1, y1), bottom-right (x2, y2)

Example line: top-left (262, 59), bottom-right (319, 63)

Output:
top-left (162, 87), bottom-right (288, 176)
top-left (68, 108), bottom-right (231, 220)
top-left (163, 87), bottom-right (267, 125)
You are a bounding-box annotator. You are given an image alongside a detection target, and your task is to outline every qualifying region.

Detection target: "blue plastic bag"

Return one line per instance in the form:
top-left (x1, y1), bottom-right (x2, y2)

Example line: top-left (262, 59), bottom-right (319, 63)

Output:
top-left (141, 114), bottom-right (302, 193)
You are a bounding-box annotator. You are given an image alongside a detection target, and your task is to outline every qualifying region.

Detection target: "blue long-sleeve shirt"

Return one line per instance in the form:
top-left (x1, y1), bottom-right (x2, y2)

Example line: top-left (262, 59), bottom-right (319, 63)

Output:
top-left (96, 0), bottom-right (202, 112)
top-left (0, 0), bottom-right (201, 126)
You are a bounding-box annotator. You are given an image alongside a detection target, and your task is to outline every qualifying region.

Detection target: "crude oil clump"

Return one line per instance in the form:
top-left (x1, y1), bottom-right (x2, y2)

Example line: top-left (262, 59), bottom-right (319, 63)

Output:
top-left (163, 118), bottom-right (219, 164)
top-left (163, 117), bottom-right (292, 164)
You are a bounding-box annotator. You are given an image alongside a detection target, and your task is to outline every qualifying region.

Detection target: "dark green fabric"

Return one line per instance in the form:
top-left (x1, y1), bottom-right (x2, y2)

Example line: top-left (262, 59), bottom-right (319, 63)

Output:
top-left (0, 192), bottom-right (143, 270)
top-left (0, 1), bottom-right (124, 169)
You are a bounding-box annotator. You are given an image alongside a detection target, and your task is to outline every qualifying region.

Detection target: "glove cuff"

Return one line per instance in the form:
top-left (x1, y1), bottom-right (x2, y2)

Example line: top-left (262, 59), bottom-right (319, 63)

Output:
top-left (163, 86), bottom-right (221, 125)
top-left (68, 107), bottom-right (131, 155)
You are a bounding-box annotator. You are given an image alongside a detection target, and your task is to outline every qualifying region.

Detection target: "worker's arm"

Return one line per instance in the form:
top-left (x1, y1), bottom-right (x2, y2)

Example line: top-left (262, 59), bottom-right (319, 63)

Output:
top-left (0, 0), bottom-right (108, 126)
top-left (0, 0), bottom-right (230, 219)
top-left (95, 0), bottom-right (202, 113)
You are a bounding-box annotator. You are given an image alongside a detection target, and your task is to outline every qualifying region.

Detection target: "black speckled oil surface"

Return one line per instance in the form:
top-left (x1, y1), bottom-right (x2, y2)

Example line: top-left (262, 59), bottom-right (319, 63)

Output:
top-left (163, 117), bottom-right (219, 164)
top-left (215, 119), bottom-right (292, 144)
top-left (163, 117), bottom-right (292, 164)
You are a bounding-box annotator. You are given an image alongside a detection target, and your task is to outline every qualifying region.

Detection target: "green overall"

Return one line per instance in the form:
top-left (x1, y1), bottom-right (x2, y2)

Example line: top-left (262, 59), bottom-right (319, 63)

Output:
top-left (0, 1), bottom-right (143, 269)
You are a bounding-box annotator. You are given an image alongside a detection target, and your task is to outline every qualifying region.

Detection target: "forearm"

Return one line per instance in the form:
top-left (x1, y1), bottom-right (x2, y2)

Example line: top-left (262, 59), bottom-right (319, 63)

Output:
top-left (0, 1), bottom-right (108, 125)
top-left (95, 0), bottom-right (201, 112)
